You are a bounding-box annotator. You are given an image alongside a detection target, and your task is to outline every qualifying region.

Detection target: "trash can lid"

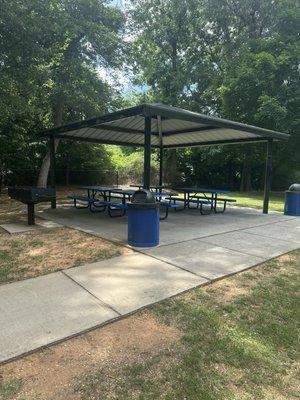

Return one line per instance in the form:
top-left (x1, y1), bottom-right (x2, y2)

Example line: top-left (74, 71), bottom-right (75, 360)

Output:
top-left (289, 183), bottom-right (300, 191)
top-left (131, 189), bottom-right (156, 203)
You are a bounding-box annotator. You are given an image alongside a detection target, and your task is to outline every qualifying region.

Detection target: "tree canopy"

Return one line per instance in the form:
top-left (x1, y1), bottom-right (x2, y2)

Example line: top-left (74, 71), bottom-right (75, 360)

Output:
top-left (0, 0), bottom-right (299, 191)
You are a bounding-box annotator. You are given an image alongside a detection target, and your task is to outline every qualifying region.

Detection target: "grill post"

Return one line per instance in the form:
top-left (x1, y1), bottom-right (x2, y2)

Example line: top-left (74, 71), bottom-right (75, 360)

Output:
top-left (49, 135), bottom-right (56, 209)
top-left (27, 203), bottom-right (35, 225)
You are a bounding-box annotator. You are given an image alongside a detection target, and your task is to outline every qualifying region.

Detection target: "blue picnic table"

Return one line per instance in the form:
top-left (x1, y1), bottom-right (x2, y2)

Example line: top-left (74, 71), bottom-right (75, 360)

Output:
top-left (77, 186), bottom-right (171, 203)
top-left (171, 187), bottom-right (235, 213)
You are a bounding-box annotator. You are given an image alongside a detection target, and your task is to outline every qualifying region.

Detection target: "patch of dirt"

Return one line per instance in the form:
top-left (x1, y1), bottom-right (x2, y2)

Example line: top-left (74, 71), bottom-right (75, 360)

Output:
top-left (0, 311), bottom-right (181, 400)
top-left (212, 280), bottom-right (251, 303)
top-left (205, 272), bottom-right (257, 303)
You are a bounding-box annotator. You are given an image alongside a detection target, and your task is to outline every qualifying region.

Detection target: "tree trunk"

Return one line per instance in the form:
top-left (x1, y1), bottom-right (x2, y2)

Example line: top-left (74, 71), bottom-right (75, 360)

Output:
top-left (37, 95), bottom-right (64, 187)
top-left (164, 149), bottom-right (179, 185)
top-left (240, 150), bottom-right (252, 192)
top-left (37, 36), bottom-right (81, 188)
top-left (228, 160), bottom-right (235, 189)
top-left (65, 147), bottom-right (71, 186)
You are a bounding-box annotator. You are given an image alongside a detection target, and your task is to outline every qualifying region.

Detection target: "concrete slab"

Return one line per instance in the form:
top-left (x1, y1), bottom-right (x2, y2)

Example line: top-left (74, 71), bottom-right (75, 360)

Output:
top-left (201, 231), bottom-right (300, 259)
top-left (0, 220), bottom-right (63, 234)
top-left (267, 218), bottom-right (300, 228)
top-left (142, 240), bottom-right (263, 280)
top-left (41, 205), bottom-right (294, 246)
top-left (40, 206), bottom-right (128, 244)
top-left (64, 253), bottom-right (207, 315)
top-left (0, 223), bottom-right (37, 234)
top-left (243, 220), bottom-right (300, 244)
top-left (0, 272), bottom-right (118, 363)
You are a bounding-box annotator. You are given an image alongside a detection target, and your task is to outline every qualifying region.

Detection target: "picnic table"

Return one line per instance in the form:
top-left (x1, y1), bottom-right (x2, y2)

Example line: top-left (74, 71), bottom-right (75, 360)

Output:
top-left (75, 185), bottom-right (114, 198)
top-left (171, 187), bottom-right (235, 213)
top-left (70, 186), bottom-right (176, 220)
top-left (78, 186), bottom-right (170, 201)
top-left (130, 184), bottom-right (169, 193)
top-left (71, 185), bottom-right (235, 218)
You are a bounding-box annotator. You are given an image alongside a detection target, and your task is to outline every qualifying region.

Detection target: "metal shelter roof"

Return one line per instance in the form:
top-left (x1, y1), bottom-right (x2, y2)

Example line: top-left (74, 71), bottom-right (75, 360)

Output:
top-left (40, 103), bottom-right (289, 148)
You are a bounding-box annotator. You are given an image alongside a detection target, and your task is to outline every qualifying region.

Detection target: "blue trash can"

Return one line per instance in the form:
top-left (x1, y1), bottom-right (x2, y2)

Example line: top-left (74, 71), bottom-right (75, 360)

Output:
top-left (127, 190), bottom-right (160, 247)
top-left (284, 184), bottom-right (300, 216)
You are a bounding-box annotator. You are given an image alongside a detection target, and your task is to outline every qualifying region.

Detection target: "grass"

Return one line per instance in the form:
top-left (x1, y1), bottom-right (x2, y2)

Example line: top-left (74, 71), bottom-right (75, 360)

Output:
top-left (0, 377), bottom-right (23, 400)
top-left (0, 189), bottom-right (127, 283)
top-left (228, 191), bottom-right (285, 212)
top-left (173, 190), bottom-right (285, 212)
top-left (76, 250), bottom-right (300, 400)
top-left (0, 227), bottom-right (123, 284)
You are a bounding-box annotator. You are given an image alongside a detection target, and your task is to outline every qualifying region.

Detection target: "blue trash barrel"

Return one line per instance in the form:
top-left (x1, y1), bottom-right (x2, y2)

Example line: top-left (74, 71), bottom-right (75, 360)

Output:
top-left (127, 190), bottom-right (160, 247)
top-left (284, 184), bottom-right (300, 216)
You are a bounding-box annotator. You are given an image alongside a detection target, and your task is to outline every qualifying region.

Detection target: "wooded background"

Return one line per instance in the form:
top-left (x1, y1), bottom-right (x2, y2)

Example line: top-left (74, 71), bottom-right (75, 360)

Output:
top-left (0, 0), bottom-right (299, 191)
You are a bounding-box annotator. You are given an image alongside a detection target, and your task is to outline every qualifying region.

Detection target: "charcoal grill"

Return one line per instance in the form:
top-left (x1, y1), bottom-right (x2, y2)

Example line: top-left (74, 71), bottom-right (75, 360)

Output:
top-left (8, 186), bottom-right (56, 225)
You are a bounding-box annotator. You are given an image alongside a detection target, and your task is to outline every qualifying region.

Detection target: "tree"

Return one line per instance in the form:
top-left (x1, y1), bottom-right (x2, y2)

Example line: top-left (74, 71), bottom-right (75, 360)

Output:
top-left (36, 0), bottom-right (125, 186)
top-left (0, 0), bottom-right (126, 188)
top-left (128, 0), bottom-right (299, 190)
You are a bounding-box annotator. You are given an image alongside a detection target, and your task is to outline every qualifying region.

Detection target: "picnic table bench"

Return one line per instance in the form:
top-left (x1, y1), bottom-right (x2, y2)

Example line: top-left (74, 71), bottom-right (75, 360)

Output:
top-left (165, 196), bottom-right (212, 214)
top-left (67, 194), bottom-right (127, 217)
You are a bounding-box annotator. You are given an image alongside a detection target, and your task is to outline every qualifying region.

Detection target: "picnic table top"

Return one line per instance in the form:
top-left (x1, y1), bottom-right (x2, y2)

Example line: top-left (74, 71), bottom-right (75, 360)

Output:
top-left (130, 184), bottom-right (169, 190)
top-left (172, 187), bottom-right (230, 195)
top-left (78, 186), bottom-right (172, 196)
top-left (108, 188), bottom-right (171, 197)
top-left (77, 185), bottom-right (116, 191)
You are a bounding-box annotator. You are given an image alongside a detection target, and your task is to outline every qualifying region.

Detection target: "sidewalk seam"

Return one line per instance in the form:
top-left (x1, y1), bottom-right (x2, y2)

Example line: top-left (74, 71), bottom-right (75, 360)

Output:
top-left (134, 250), bottom-right (212, 281)
top-left (154, 218), bottom-right (298, 248)
top-left (61, 271), bottom-right (121, 316)
top-left (196, 239), bottom-right (268, 260)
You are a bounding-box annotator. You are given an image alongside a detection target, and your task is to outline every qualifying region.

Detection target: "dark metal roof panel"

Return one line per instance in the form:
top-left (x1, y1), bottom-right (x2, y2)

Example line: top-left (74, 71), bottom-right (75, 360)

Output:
top-left (39, 103), bottom-right (290, 145)
top-left (163, 129), bottom-right (258, 146)
top-left (146, 104), bottom-right (289, 141)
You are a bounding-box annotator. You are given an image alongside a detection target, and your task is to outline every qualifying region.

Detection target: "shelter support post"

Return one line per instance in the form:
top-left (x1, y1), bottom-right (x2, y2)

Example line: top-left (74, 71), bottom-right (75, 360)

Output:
top-left (49, 135), bottom-right (56, 209)
top-left (157, 115), bottom-right (163, 187)
top-left (143, 116), bottom-right (151, 190)
top-left (263, 139), bottom-right (273, 214)
top-left (159, 145), bottom-right (163, 187)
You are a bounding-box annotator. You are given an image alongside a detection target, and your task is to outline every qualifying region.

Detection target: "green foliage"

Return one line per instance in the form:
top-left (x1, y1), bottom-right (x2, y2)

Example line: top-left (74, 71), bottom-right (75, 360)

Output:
top-left (0, 0), bottom-right (299, 189)
top-left (129, 0), bottom-right (300, 190)
top-left (107, 145), bottom-right (159, 183)
top-left (0, 0), bottom-right (125, 187)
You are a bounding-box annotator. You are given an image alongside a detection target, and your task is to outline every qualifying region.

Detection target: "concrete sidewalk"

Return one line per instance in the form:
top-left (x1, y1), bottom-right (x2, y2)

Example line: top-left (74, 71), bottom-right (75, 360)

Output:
top-left (0, 254), bottom-right (206, 363)
top-left (0, 211), bottom-right (299, 364)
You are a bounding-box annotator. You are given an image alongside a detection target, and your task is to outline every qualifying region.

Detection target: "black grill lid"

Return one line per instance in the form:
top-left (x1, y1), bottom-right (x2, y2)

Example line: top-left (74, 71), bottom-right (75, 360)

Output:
top-left (8, 186), bottom-right (56, 203)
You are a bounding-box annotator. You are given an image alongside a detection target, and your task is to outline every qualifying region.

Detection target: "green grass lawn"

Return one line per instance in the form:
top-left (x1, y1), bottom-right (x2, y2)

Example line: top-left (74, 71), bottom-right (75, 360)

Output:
top-left (77, 250), bottom-right (300, 400)
top-left (174, 190), bottom-right (285, 212)
top-left (228, 191), bottom-right (285, 212)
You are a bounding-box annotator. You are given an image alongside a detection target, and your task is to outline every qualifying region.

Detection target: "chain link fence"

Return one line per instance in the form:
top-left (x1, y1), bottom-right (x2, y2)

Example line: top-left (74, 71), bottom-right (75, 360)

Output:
top-left (0, 168), bottom-right (146, 193)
